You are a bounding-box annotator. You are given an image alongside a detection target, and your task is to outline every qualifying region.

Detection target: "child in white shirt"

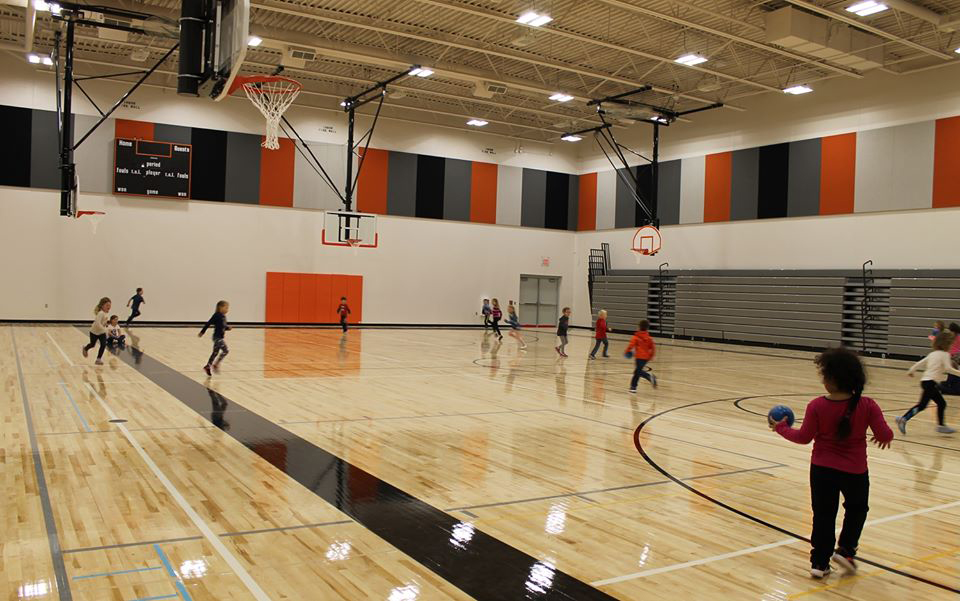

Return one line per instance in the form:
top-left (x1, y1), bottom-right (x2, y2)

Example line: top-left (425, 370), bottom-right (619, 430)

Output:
top-left (897, 331), bottom-right (960, 434)
top-left (107, 315), bottom-right (126, 347)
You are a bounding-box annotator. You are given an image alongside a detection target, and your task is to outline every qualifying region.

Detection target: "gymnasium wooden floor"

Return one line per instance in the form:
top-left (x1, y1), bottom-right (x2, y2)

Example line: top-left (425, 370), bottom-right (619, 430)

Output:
top-left (3, 325), bottom-right (958, 601)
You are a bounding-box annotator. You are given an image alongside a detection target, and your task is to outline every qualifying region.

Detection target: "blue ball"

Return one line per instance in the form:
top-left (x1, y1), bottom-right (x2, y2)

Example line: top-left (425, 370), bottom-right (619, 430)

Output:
top-left (768, 405), bottom-right (795, 427)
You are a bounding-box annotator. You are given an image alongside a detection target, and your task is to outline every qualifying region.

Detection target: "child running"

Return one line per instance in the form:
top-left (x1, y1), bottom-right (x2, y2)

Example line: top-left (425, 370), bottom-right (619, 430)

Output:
top-left (589, 309), bottom-right (609, 359)
top-left (82, 297), bottom-right (112, 365)
top-left (770, 347), bottom-right (893, 578)
top-left (126, 287), bottom-right (145, 326)
top-left (555, 307), bottom-right (571, 357)
top-left (106, 315), bottom-right (126, 347)
top-left (199, 300), bottom-right (231, 376)
top-left (337, 296), bottom-right (351, 333)
top-left (941, 323), bottom-right (960, 395)
top-left (626, 319), bottom-right (657, 391)
top-left (482, 299), bottom-right (492, 330)
top-left (505, 302), bottom-right (527, 350)
top-left (490, 298), bottom-right (503, 340)
top-left (930, 320), bottom-right (945, 341)
top-left (896, 331), bottom-right (960, 434)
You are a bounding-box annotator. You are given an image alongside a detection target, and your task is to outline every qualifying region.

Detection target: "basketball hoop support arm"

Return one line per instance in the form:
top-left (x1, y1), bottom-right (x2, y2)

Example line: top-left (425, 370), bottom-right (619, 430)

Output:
top-left (340, 65), bottom-right (421, 212)
top-left (53, 3), bottom-right (178, 216)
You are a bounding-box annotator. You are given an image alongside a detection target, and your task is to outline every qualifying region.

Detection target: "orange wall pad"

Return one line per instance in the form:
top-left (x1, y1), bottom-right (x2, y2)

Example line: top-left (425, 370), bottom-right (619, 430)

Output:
top-left (470, 162), bottom-right (498, 224)
top-left (115, 119), bottom-right (154, 140)
top-left (933, 116), bottom-right (960, 208)
top-left (259, 137), bottom-right (295, 207)
top-left (356, 148), bottom-right (389, 214)
top-left (577, 172), bottom-right (597, 231)
top-left (265, 272), bottom-right (363, 324)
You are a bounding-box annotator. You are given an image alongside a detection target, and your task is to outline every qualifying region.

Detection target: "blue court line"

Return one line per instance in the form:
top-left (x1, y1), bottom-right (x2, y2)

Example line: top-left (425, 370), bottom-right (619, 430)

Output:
top-left (153, 544), bottom-right (194, 601)
top-left (59, 382), bottom-right (92, 433)
top-left (41, 347), bottom-right (56, 369)
top-left (72, 566), bottom-right (162, 580)
top-left (130, 595), bottom-right (178, 601)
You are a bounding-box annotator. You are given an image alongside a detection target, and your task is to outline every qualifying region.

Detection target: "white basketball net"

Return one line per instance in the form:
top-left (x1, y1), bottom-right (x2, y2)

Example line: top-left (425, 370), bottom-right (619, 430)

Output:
top-left (241, 78), bottom-right (302, 150)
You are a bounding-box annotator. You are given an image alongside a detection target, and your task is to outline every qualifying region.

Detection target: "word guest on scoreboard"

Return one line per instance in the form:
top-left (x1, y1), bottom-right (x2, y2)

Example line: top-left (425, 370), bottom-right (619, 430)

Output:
top-left (114, 138), bottom-right (192, 198)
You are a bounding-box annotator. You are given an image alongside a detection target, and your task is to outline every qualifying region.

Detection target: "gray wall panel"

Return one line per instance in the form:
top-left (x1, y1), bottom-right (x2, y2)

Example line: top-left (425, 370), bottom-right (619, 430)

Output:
top-left (443, 158), bottom-right (472, 221)
top-left (224, 132), bottom-right (261, 204)
top-left (387, 151), bottom-right (418, 217)
top-left (787, 138), bottom-right (821, 217)
top-left (30, 110), bottom-right (60, 189)
top-left (520, 168), bottom-right (546, 227)
top-left (657, 159), bottom-right (682, 225)
top-left (496, 165), bottom-right (522, 226)
top-left (730, 148), bottom-right (758, 220)
top-left (153, 124), bottom-right (193, 144)
top-left (73, 114), bottom-right (114, 194)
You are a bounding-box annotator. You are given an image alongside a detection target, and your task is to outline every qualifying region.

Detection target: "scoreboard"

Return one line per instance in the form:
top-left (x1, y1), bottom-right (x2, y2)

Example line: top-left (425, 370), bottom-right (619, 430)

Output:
top-left (114, 138), bottom-right (191, 198)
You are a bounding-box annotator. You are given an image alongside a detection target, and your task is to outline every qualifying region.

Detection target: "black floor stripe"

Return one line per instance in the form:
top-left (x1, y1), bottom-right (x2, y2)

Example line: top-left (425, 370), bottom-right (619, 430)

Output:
top-left (112, 344), bottom-right (617, 601)
top-left (633, 394), bottom-right (960, 595)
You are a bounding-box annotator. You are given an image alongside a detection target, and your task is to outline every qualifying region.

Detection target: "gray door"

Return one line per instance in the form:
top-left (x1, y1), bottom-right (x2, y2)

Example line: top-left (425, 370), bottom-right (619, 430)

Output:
top-left (519, 275), bottom-right (561, 326)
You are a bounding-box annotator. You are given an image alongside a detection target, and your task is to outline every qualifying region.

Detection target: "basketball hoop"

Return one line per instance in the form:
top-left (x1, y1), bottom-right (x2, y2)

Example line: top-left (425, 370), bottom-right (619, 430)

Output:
top-left (229, 75), bottom-right (302, 150)
top-left (631, 225), bottom-right (662, 262)
top-left (76, 210), bottom-right (106, 235)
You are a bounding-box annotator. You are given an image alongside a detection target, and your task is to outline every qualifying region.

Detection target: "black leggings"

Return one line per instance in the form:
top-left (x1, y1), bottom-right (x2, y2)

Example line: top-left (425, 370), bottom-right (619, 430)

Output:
top-left (630, 359), bottom-right (652, 389)
top-left (590, 339), bottom-right (609, 357)
top-left (491, 317), bottom-right (502, 336)
top-left (127, 308), bottom-right (141, 324)
top-left (207, 338), bottom-right (229, 366)
top-left (903, 380), bottom-right (947, 425)
top-left (84, 332), bottom-right (107, 359)
top-left (809, 465), bottom-right (869, 567)
top-left (340, 315), bottom-right (348, 333)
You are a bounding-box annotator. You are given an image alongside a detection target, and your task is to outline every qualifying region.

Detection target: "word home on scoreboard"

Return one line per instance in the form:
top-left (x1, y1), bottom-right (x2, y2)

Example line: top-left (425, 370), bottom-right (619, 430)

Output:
top-left (114, 138), bottom-right (192, 198)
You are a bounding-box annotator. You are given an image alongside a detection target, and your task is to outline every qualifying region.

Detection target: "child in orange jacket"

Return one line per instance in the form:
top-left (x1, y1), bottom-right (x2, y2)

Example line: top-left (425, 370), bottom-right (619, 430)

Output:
top-left (626, 319), bottom-right (657, 392)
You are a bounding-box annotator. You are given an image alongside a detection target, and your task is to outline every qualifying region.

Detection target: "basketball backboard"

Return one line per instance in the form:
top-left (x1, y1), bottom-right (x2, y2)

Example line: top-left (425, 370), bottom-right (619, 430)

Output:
top-left (322, 211), bottom-right (378, 248)
top-left (632, 225), bottom-right (662, 256)
top-left (199, 0), bottom-right (250, 101)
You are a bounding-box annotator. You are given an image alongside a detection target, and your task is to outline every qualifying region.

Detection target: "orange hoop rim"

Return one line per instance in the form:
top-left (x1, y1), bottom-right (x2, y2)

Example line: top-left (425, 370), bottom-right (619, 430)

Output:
top-left (631, 224), bottom-right (662, 255)
top-left (228, 75), bottom-right (302, 96)
top-left (75, 210), bottom-right (105, 218)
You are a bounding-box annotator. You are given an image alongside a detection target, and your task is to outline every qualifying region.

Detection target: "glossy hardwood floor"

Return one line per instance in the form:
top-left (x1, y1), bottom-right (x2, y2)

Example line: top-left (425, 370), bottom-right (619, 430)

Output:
top-left (3, 324), bottom-right (958, 600)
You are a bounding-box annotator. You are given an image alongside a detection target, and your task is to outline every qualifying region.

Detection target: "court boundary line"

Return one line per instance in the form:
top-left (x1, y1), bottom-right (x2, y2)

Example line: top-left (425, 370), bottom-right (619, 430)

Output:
top-left (10, 327), bottom-right (73, 601)
top-left (84, 383), bottom-right (274, 601)
top-left (46, 330), bottom-right (74, 366)
top-left (630, 394), bottom-right (960, 594)
top-left (59, 382), bottom-right (92, 433)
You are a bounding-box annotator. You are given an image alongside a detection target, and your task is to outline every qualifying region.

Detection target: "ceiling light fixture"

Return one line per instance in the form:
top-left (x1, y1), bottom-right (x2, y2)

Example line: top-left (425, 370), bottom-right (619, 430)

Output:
top-left (675, 53), bottom-right (707, 66)
top-left (560, 134), bottom-right (582, 142)
top-left (34, 0), bottom-right (60, 13)
top-left (955, 47), bottom-right (960, 54)
top-left (466, 119), bottom-right (488, 127)
top-left (517, 11), bottom-right (552, 27)
top-left (549, 92), bottom-right (573, 102)
top-left (41, 56), bottom-right (53, 66)
top-left (247, 36), bottom-right (262, 47)
top-left (408, 67), bottom-right (434, 77)
top-left (27, 53), bottom-right (40, 64)
top-left (650, 116), bottom-right (669, 124)
top-left (845, 1), bottom-right (888, 16)
top-left (783, 84), bottom-right (813, 95)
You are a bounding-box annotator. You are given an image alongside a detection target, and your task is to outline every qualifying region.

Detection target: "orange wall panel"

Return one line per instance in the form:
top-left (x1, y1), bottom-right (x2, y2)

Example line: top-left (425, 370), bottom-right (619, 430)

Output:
top-left (299, 274), bottom-right (319, 323)
top-left (470, 162), bottom-right (498, 224)
top-left (577, 172), bottom-right (597, 231)
top-left (265, 272), bottom-right (284, 323)
top-left (703, 152), bottom-right (732, 222)
top-left (115, 119), bottom-right (154, 140)
top-left (316, 275), bottom-right (333, 323)
top-left (329, 275), bottom-right (349, 321)
top-left (346, 276), bottom-right (363, 323)
top-left (259, 137), bottom-right (295, 207)
top-left (356, 148), bottom-right (389, 214)
top-left (933, 116), bottom-right (960, 208)
top-left (819, 133), bottom-right (856, 215)
top-left (281, 272), bottom-right (301, 322)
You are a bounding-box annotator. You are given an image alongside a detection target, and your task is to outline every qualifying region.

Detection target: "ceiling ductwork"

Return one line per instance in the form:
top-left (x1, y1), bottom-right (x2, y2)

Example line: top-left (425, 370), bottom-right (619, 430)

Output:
top-left (765, 7), bottom-right (885, 71)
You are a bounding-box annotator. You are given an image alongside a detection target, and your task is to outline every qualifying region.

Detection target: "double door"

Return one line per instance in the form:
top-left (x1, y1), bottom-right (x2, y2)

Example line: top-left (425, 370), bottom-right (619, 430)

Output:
top-left (519, 275), bottom-right (560, 326)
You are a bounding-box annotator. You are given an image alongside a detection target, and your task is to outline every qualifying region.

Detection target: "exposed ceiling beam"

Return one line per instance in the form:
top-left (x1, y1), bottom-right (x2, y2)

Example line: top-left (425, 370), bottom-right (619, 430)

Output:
top-left (778, 0), bottom-right (955, 60)
top-left (249, 1), bottom-right (740, 110)
top-left (591, 0), bottom-right (864, 78)
top-left (410, 0), bottom-right (784, 93)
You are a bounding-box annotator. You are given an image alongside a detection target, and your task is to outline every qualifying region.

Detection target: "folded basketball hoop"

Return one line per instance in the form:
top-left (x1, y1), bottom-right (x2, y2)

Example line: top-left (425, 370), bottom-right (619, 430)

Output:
top-left (631, 225), bottom-right (662, 261)
top-left (229, 75), bottom-right (302, 150)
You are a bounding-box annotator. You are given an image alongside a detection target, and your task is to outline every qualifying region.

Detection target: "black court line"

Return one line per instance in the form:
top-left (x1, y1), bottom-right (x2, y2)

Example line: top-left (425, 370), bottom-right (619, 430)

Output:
top-left (654, 340), bottom-right (911, 372)
top-left (732, 396), bottom-right (960, 454)
top-left (111, 343), bottom-right (618, 601)
top-left (10, 328), bottom-right (73, 601)
top-left (633, 394), bottom-right (960, 595)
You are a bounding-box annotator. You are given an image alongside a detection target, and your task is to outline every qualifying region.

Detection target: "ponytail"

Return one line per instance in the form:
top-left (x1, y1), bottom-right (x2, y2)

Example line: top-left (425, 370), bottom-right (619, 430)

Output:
top-left (94, 297), bottom-right (111, 316)
top-left (836, 388), bottom-right (862, 439)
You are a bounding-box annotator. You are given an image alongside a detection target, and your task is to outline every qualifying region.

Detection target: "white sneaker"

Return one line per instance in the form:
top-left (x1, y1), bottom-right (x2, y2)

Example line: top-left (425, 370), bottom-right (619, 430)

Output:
top-left (810, 565), bottom-right (832, 579)
top-left (937, 425), bottom-right (956, 434)
top-left (628, 388), bottom-right (637, 393)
